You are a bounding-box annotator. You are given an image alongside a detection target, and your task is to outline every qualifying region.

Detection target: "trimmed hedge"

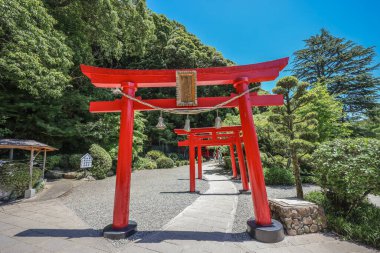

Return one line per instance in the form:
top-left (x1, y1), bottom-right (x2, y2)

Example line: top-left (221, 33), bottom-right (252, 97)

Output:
top-left (134, 157), bottom-right (157, 170)
top-left (89, 144), bottom-right (112, 179)
top-left (156, 157), bottom-right (174, 169)
top-left (264, 167), bottom-right (295, 185)
top-left (0, 163), bottom-right (42, 198)
top-left (146, 150), bottom-right (165, 160)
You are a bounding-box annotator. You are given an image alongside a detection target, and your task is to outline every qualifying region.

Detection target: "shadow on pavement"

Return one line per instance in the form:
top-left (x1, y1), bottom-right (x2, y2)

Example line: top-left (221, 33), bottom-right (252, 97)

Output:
top-left (15, 228), bottom-right (252, 243)
top-left (16, 228), bottom-right (101, 238)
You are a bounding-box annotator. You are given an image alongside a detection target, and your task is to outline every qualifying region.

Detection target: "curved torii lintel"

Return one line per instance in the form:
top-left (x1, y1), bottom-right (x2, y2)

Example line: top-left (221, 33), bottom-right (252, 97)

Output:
top-left (80, 57), bottom-right (289, 88)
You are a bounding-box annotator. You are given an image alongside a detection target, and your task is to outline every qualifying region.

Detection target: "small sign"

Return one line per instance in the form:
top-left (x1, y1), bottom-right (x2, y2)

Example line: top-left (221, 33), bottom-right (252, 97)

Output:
top-left (80, 153), bottom-right (93, 169)
top-left (176, 70), bottom-right (197, 106)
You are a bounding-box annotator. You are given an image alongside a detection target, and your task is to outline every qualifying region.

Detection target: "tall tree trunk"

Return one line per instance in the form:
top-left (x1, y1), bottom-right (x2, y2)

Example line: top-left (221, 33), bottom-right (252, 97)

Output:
top-left (291, 150), bottom-right (303, 199)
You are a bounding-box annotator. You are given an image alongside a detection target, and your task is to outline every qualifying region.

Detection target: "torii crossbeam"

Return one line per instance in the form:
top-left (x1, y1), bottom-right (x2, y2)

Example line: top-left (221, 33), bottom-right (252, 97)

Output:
top-left (175, 126), bottom-right (249, 191)
top-left (81, 57), bottom-right (288, 242)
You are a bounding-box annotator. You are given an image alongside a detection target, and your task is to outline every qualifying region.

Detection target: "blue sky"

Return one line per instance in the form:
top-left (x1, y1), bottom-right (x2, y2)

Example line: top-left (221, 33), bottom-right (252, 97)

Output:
top-left (146, 0), bottom-right (380, 91)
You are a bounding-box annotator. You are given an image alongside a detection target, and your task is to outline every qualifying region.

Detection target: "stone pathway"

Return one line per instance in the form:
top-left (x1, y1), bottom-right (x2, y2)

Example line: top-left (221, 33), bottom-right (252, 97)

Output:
top-left (0, 163), bottom-right (378, 253)
top-left (127, 163), bottom-right (240, 253)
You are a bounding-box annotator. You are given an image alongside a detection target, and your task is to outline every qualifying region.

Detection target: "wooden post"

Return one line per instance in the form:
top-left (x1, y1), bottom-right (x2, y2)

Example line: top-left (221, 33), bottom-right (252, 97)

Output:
top-left (42, 149), bottom-right (47, 180)
top-left (29, 149), bottom-right (34, 190)
top-left (9, 148), bottom-right (14, 161)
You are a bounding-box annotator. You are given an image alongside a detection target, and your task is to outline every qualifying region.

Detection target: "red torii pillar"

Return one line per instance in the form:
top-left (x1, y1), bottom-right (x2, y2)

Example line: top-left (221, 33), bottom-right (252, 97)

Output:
top-left (197, 146), bottom-right (202, 179)
top-left (189, 134), bottom-right (196, 192)
top-left (235, 132), bottom-right (249, 191)
top-left (229, 144), bottom-right (238, 178)
top-left (235, 78), bottom-right (284, 241)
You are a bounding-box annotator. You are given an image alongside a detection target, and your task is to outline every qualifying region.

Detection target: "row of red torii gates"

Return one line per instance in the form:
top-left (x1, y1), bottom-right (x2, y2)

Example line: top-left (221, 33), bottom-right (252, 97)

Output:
top-left (174, 126), bottom-right (250, 192)
top-left (81, 57), bottom-right (288, 242)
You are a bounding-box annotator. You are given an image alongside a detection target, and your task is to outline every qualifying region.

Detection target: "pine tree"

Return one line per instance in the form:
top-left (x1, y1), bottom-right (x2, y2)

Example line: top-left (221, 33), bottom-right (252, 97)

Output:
top-left (269, 76), bottom-right (319, 199)
top-left (292, 29), bottom-right (379, 117)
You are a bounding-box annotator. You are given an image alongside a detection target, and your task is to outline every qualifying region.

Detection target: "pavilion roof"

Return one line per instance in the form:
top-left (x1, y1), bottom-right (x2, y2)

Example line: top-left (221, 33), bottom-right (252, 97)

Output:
top-left (81, 57), bottom-right (288, 88)
top-left (0, 139), bottom-right (57, 152)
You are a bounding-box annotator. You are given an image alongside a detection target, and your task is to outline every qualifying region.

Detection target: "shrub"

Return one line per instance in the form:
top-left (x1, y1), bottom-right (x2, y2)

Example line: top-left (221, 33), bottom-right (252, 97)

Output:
top-left (312, 138), bottom-right (380, 213)
top-left (261, 153), bottom-right (287, 169)
top-left (59, 154), bottom-right (70, 170)
top-left (264, 167), bottom-right (295, 185)
top-left (156, 157), bottom-right (174, 169)
top-left (89, 144), bottom-right (112, 179)
top-left (46, 155), bottom-right (61, 170)
top-left (146, 150), bottom-right (165, 160)
top-left (305, 191), bottom-right (380, 249)
top-left (301, 174), bottom-right (317, 184)
top-left (69, 154), bottom-right (83, 171)
top-left (134, 157), bottom-right (157, 170)
top-left (175, 160), bottom-right (189, 167)
top-left (168, 153), bottom-right (179, 161)
top-left (223, 156), bottom-right (232, 170)
top-left (305, 190), bottom-right (327, 206)
top-left (0, 163), bottom-right (42, 198)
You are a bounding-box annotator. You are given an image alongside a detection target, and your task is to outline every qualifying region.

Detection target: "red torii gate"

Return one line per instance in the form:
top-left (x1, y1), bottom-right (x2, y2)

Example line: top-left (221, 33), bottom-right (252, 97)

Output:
top-left (81, 57), bottom-right (288, 242)
top-left (174, 126), bottom-right (249, 192)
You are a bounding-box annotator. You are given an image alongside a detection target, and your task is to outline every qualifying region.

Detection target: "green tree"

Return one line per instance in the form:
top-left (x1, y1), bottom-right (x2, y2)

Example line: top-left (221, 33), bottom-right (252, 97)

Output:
top-left (292, 29), bottom-right (379, 117)
top-left (298, 85), bottom-right (351, 142)
top-left (0, 0), bottom-right (73, 98)
top-left (350, 105), bottom-right (380, 138)
top-left (269, 76), bottom-right (319, 198)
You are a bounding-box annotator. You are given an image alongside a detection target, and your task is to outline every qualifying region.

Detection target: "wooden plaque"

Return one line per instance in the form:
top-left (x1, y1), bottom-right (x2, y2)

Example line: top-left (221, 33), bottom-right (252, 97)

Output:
top-left (176, 70), bottom-right (197, 106)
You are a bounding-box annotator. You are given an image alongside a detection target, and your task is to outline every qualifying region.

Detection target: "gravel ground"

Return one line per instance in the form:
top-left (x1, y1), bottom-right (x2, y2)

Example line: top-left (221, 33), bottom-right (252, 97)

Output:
top-left (61, 164), bottom-right (209, 237)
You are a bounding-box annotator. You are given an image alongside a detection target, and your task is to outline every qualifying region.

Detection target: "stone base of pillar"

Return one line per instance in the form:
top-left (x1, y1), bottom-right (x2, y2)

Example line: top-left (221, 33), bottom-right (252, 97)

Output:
top-left (246, 218), bottom-right (285, 243)
top-left (103, 221), bottom-right (137, 240)
top-left (24, 189), bottom-right (35, 199)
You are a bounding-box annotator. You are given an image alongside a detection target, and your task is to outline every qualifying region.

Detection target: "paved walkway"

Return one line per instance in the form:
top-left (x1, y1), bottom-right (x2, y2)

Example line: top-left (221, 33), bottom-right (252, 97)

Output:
top-left (28, 179), bottom-right (75, 202)
top-left (0, 163), bottom-right (378, 253)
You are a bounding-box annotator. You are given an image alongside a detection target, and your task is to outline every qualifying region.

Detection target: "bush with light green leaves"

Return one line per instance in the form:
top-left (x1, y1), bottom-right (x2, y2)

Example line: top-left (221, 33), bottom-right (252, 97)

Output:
top-left (312, 138), bottom-right (380, 213)
top-left (89, 144), bottom-right (112, 180)
top-left (156, 157), bottom-right (174, 169)
top-left (0, 163), bottom-right (42, 198)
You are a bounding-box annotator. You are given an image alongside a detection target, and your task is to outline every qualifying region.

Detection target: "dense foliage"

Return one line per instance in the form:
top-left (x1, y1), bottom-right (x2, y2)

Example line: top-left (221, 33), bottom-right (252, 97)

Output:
top-left (0, 163), bottom-right (42, 198)
top-left (312, 138), bottom-right (380, 214)
top-left (0, 0), bottom-right (232, 157)
top-left (264, 167), bottom-right (295, 186)
top-left (306, 191), bottom-right (380, 249)
top-left (89, 144), bottom-right (112, 179)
